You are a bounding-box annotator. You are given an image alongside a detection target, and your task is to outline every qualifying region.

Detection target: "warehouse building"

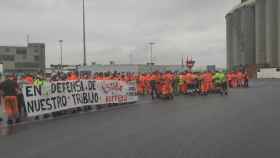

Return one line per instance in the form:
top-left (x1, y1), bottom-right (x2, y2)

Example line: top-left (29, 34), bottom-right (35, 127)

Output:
top-left (0, 43), bottom-right (46, 73)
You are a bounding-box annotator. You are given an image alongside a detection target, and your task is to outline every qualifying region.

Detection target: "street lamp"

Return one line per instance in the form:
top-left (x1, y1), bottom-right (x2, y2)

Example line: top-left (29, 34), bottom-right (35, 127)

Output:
top-left (82, 0), bottom-right (87, 66)
top-left (59, 40), bottom-right (63, 71)
top-left (148, 42), bottom-right (155, 72)
top-left (149, 42), bottom-right (155, 65)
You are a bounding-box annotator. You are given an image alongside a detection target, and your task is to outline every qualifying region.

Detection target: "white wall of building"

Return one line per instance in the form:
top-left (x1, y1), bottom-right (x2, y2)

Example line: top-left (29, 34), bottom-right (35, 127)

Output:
top-left (257, 68), bottom-right (280, 78)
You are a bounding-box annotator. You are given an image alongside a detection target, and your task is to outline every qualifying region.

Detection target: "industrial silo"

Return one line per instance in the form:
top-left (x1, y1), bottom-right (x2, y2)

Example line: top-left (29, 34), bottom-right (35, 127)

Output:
top-left (232, 10), bottom-right (242, 67)
top-left (265, 0), bottom-right (278, 67)
top-left (278, 1), bottom-right (280, 66)
top-left (226, 0), bottom-right (256, 70)
top-left (227, 0), bottom-right (280, 74)
top-left (255, 0), bottom-right (266, 67)
top-left (226, 14), bottom-right (233, 69)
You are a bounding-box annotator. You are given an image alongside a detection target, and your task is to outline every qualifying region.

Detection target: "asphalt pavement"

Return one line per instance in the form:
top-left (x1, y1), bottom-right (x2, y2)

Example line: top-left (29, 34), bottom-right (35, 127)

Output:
top-left (0, 80), bottom-right (280, 158)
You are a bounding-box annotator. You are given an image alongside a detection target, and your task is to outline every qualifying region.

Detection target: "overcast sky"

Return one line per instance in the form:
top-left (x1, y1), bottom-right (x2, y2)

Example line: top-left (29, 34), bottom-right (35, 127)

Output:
top-left (0, 0), bottom-right (239, 67)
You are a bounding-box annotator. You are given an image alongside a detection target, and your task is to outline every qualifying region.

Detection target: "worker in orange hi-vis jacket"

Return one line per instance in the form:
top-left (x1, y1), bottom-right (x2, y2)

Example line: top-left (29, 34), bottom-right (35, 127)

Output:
top-left (209, 72), bottom-right (215, 90)
top-left (136, 75), bottom-right (141, 94)
top-left (183, 72), bottom-right (191, 94)
top-left (158, 73), bottom-right (164, 96)
top-left (23, 74), bottom-right (34, 84)
top-left (187, 72), bottom-right (197, 94)
top-left (208, 72), bottom-right (214, 92)
top-left (148, 73), bottom-right (154, 94)
top-left (126, 73), bottom-right (132, 82)
top-left (119, 74), bottom-right (125, 81)
top-left (132, 73), bottom-right (137, 81)
top-left (179, 72), bottom-right (187, 94)
top-left (155, 72), bottom-right (162, 96)
top-left (237, 71), bottom-right (243, 87)
top-left (232, 72), bottom-right (238, 88)
top-left (200, 72), bottom-right (207, 95)
top-left (138, 74), bottom-right (146, 95)
top-left (184, 72), bottom-right (193, 94)
top-left (109, 73), bottom-right (116, 80)
top-left (150, 72), bottom-right (159, 99)
top-left (161, 74), bottom-right (168, 96)
top-left (202, 72), bottom-right (210, 91)
top-left (160, 72), bottom-right (173, 97)
top-left (126, 73), bottom-right (133, 82)
top-left (143, 74), bottom-right (148, 95)
top-left (167, 72), bottom-right (174, 95)
top-left (241, 72), bottom-right (245, 88)
top-left (243, 71), bottom-right (249, 88)
top-left (144, 74), bottom-right (151, 95)
top-left (95, 73), bottom-right (103, 80)
top-left (103, 74), bottom-right (110, 80)
top-left (67, 72), bottom-right (79, 81)
top-left (201, 71), bottom-right (213, 95)
top-left (227, 72), bottom-right (233, 88)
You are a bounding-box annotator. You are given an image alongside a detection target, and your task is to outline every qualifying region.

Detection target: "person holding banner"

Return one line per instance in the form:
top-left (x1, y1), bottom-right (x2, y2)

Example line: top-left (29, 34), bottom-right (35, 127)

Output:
top-left (0, 74), bottom-right (20, 125)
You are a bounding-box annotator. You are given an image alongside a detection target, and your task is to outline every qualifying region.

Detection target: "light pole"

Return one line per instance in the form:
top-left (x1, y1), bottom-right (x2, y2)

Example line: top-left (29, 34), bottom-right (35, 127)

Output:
top-left (82, 0), bottom-right (87, 66)
top-left (59, 40), bottom-right (63, 71)
top-left (148, 42), bottom-right (155, 72)
top-left (149, 42), bottom-right (155, 64)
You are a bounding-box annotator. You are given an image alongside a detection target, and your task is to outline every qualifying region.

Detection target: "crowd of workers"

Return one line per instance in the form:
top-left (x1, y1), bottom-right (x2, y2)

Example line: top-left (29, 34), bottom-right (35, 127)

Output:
top-left (0, 70), bottom-right (249, 126)
top-left (137, 70), bottom-right (249, 99)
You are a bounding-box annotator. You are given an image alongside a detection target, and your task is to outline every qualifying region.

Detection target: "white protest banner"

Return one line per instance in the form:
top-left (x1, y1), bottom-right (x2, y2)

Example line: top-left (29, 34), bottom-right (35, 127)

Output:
top-left (22, 80), bottom-right (138, 117)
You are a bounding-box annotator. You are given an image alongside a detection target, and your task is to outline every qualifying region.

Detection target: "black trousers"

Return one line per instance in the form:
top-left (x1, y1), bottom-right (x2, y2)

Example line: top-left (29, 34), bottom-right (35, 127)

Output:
top-left (17, 94), bottom-right (26, 118)
top-left (215, 82), bottom-right (227, 91)
top-left (244, 79), bottom-right (249, 87)
top-left (151, 86), bottom-right (158, 99)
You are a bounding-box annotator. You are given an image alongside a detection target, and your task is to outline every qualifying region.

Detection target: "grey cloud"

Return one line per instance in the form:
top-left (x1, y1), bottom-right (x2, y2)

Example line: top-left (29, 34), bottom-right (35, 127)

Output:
top-left (0, 0), bottom-right (238, 67)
